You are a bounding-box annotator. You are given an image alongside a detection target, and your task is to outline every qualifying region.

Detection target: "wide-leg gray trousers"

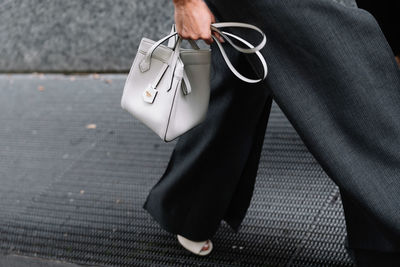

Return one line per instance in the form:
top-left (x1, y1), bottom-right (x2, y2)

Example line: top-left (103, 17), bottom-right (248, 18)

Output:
top-left (143, 0), bottom-right (400, 263)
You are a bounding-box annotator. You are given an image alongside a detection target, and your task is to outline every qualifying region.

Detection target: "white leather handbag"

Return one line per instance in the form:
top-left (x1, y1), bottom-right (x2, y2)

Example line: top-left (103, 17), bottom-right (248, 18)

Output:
top-left (121, 22), bottom-right (268, 142)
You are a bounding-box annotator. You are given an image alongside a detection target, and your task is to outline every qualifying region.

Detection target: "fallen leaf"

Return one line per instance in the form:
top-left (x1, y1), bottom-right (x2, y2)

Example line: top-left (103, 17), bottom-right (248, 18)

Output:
top-left (38, 85), bottom-right (45, 91)
top-left (93, 73), bottom-right (100, 79)
top-left (86, 123), bottom-right (96, 129)
top-left (70, 76), bottom-right (75, 81)
top-left (80, 190), bottom-right (85, 194)
top-left (104, 79), bottom-right (112, 84)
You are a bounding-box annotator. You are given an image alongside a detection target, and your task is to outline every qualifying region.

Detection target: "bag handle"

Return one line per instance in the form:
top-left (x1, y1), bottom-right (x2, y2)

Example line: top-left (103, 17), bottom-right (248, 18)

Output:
top-left (210, 22), bottom-right (268, 83)
top-left (140, 22), bottom-right (268, 83)
top-left (139, 25), bottom-right (198, 72)
top-left (139, 31), bottom-right (180, 72)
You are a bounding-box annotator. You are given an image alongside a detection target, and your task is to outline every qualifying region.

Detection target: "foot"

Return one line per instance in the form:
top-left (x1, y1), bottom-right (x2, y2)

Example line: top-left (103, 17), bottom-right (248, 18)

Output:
top-left (177, 234), bottom-right (213, 256)
top-left (200, 240), bottom-right (211, 252)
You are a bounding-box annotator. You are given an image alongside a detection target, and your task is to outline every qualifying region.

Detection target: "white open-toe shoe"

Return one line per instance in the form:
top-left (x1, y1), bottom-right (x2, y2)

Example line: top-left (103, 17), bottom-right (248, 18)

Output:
top-left (177, 234), bottom-right (213, 256)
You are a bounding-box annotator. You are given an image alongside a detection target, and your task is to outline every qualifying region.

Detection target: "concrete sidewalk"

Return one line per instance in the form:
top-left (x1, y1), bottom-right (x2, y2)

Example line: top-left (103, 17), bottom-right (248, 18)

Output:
top-left (0, 74), bottom-right (352, 266)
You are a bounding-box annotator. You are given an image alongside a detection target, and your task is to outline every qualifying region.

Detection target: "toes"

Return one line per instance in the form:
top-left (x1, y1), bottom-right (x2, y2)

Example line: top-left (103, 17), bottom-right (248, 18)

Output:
top-left (200, 241), bottom-right (210, 252)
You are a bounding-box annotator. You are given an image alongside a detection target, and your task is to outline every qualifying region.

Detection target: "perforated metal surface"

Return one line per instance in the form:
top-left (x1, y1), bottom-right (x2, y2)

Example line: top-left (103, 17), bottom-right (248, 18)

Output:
top-left (0, 74), bottom-right (353, 266)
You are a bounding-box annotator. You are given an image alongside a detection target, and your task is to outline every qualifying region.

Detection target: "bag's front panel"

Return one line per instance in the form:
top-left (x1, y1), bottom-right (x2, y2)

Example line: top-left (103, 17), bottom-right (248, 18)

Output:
top-left (121, 44), bottom-right (175, 139)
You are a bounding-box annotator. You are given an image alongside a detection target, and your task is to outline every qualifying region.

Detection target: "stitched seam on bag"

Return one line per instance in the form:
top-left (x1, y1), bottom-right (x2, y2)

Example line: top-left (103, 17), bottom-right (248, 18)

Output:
top-left (141, 38), bottom-right (210, 54)
top-left (138, 50), bottom-right (211, 66)
top-left (139, 47), bottom-right (210, 55)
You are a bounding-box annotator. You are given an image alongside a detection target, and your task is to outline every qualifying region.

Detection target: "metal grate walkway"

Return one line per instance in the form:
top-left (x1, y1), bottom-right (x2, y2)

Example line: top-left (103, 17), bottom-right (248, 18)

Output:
top-left (0, 74), bottom-right (353, 266)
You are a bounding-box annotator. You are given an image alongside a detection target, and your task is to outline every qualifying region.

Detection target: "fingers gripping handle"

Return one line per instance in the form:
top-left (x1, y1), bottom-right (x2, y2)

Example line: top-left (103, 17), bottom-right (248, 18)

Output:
top-left (168, 24), bottom-right (200, 50)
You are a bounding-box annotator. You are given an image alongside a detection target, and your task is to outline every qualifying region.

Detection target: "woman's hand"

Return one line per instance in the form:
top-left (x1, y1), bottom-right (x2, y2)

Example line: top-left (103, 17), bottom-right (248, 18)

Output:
top-left (173, 0), bottom-right (224, 45)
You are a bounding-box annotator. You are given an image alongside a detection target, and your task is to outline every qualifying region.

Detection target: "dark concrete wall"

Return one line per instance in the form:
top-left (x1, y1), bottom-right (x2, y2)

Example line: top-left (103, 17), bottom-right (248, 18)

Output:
top-left (0, 0), bottom-right (356, 72)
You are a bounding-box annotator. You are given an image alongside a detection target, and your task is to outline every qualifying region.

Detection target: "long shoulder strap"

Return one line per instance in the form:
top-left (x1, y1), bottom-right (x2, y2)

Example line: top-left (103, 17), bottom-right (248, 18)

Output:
top-left (211, 22), bottom-right (267, 53)
top-left (211, 22), bottom-right (268, 83)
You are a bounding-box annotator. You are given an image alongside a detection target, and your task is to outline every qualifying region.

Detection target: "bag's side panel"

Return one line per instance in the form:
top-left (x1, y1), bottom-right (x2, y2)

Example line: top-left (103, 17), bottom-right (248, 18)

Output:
top-left (165, 58), bottom-right (211, 142)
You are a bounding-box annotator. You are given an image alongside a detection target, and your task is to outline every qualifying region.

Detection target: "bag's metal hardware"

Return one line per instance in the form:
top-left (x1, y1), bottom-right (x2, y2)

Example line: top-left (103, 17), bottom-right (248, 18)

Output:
top-left (142, 84), bottom-right (158, 104)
